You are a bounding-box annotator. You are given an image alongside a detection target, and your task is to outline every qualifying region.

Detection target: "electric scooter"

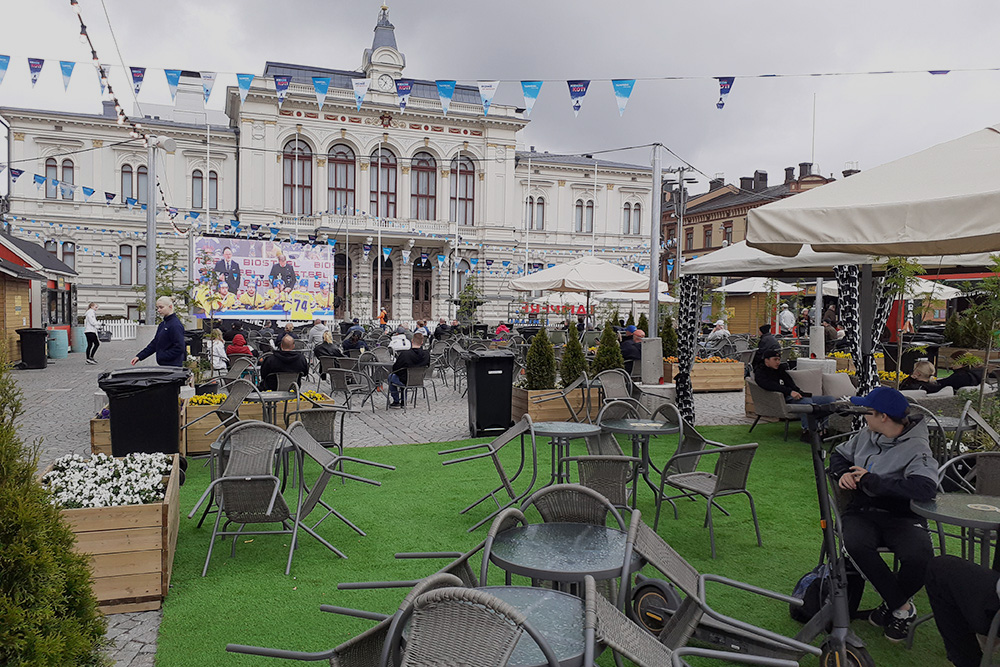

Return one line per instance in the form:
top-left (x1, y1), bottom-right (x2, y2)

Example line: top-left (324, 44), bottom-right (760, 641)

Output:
top-left (630, 402), bottom-right (876, 666)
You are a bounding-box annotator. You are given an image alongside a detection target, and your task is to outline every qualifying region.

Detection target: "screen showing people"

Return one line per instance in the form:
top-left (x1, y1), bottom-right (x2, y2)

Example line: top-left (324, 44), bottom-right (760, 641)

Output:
top-left (192, 237), bottom-right (343, 319)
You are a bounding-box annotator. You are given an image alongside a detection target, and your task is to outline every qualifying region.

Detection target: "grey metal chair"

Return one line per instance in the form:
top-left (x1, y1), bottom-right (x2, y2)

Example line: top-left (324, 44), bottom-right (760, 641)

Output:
top-left (745, 377), bottom-right (797, 440)
top-left (387, 365), bottom-right (431, 410)
top-left (439, 415), bottom-right (539, 532)
top-left (328, 367), bottom-right (378, 413)
top-left (531, 372), bottom-right (592, 423)
top-left (338, 543), bottom-right (486, 593)
top-left (654, 441), bottom-right (762, 558)
top-left (559, 454), bottom-right (641, 511)
top-left (939, 450), bottom-right (1000, 495)
top-left (219, 355), bottom-right (255, 387)
top-left (284, 403), bottom-right (357, 455)
top-left (180, 378), bottom-right (257, 439)
top-left (520, 482), bottom-right (626, 529)
top-left (315, 355), bottom-right (341, 391)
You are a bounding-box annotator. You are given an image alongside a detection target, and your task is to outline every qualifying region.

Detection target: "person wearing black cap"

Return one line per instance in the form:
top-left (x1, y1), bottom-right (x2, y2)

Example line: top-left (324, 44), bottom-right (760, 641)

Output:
top-left (830, 386), bottom-right (938, 643)
top-left (754, 349), bottom-right (836, 438)
top-left (752, 324), bottom-right (780, 369)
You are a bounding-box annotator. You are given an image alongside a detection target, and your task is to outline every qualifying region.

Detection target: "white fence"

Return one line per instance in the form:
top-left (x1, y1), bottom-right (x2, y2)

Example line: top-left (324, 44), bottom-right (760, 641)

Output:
top-left (101, 320), bottom-right (138, 341)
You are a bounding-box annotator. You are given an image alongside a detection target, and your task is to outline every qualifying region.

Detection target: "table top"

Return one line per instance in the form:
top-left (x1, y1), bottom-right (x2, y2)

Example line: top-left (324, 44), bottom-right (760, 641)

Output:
top-left (478, 586), bottom-right (586, 667)
top-left (489, 522), bottom-right (641, 582)
top-left (912, 493), bottom-right (1000, 530)
top-left (600, 418), bottom-right (680, 436)
top-left (532, 421), bottom-right (602, 438)
top-left (247, 390), bottom-right (296, 403)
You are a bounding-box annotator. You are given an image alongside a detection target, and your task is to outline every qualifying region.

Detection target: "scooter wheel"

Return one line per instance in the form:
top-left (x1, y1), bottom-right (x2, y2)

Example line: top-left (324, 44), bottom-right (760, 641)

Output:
top-left (631, 580), bottom-right (682, 635)
top-left (819, 641), bottom-right (875, 667)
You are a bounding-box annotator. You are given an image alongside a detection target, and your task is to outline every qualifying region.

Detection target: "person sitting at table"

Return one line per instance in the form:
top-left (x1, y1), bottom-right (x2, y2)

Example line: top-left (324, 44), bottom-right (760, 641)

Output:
top-left (621, 326), bottom-right (642, 373)
top-left (705, 320), bottom-right (730, 349)
top-left (414, 320), bottom-right (430, 337)
top-left (388, 332), bottom-right (429, 408)
top-left (433, 317), bottom-right (451, 340)
top-left (342, 329), bottom-right (365, 352)
top-left (753, 323), bottom-right (781, 368)
top-left (925, 555), bottom-right (1000, 667)
top-left (495, 321), bottom-right (510, 336)
top-left (899, 361), bottom-right (941, 393)
top-left (206, 329), bottom-right (228, 371)
top-left (347, 317), bottom-right (365, 337)
top-left (389, 328), bottom-right (411, 352)
top-left (830, 386), bottom-right (937, 643)
top-left (223, 320), bottom-right (244, 343)
top-left (754, 349), bottom-right (836, 439)
top-left (307, 318), bottom-right (328, 347)
top-left (274, 322), bottom-right (297, 350)
top-left (259, 334), bottom-right (309, 390)
top-left (225, 333), bottom-right (254, 358)
top-left (313, 330), bottom-right (344, 360)
top-left (935, 351), bottom-right (985, 393)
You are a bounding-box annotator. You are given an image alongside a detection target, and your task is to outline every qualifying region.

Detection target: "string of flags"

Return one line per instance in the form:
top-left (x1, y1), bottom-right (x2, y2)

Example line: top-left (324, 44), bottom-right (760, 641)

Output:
top-left (2, 52), bottom-right (990, 114)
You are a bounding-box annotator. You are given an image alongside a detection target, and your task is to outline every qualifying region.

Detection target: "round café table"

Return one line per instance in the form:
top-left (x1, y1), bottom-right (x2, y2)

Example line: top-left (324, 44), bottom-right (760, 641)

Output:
top-left (912, 493), bottom-right (1000, 570)
top-left (245, 390), bottom-right (296, 425)
top-left (600, 418), bottom-right (680, 507)
top-left (478, 586), bottom-right (589, 667)
top-left (531, 421), bottom-right (602, 488)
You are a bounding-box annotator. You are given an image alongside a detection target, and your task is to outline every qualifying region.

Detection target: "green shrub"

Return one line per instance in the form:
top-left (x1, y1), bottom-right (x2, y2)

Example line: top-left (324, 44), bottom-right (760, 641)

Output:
top-left (590, 321), bottom-right (625, 375)
top-left (961, 312), bottom-right (991, 348)
top-left (524, 328), bottom-right (556, 390)
top-left (559, 329), bottom-right (588, 386)
top-left (943, 312), bottom-right (962, 347)
top-left (637, 312), bottom-right (649, 334)
top-left (626, 312), bottom-right (635, 327)
top-left (660, 316), bottom-right (678, 357)
top-left (0, 350), bottom-right (108, 666)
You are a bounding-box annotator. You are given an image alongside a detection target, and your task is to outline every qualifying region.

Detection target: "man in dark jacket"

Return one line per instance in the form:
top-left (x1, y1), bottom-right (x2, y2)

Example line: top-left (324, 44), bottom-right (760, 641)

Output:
top-left (258, 334), bottom-right (309, 390)
top-left (388, 332), bottom-right (429, 407)
top-left (752, 324), bottom-right (780, 368)
top-left (433, 317), bottom-right (451, 341)
top-left (620, 325), bottom-right (642, 374)
top-left (131, 297), bottom-right (186, 367)
top-left (830, 386), bottom-right (938, 642)
top-left (754, 349), bottom-right (835, 437)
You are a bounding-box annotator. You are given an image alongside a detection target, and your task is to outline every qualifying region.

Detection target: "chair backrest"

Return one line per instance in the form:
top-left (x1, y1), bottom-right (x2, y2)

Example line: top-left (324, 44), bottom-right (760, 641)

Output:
top-left (549, 329), bottom-right (567, 346)
top-left (337, 357), bottom-right (361, 372)
top-left (405, 366), bottom-right (428, 387)
top-left (585, 575), bottom-right (675, 667)
top-left (358, 351), bottom-right (377, 363)
top-left (227, 354), bottom-right (254, 370)
top-left (632, 520), bottom-right (700, 599)
top-left (521, 483), bottom-right (625, 529)
top-left (289, 407), bottom-right (346, 447)
top-left (318, 356), bottom-right (340, 374)
top-left (939, 451), bottom-right (1000, 495)
top-left (965, 406), bottom-right (1000, 451)
top-left (269, 372), bottom-right (301, 392)
top-left (712, 443), bottom-right (759, 493)
top-left (582, 330), bottom-right (600, 348)
top-left (745, 378), bottom-right (792, 419)
top-left (574, 456), bottom-right (634, 508)
top-left (596, 399), bottom-right (639, 424)
top-left (216, 421), bottom-right (292, 520)
top-left (663, 423), bottom-right (711, 475)
top-left (346, 348), bottom-right (363, 358)
top-left (373, 346), bottom-right (393, 362)
top-left (595, 369), bottom-right (632, 402)
top-left (220, 379), bottom-right (257, 416)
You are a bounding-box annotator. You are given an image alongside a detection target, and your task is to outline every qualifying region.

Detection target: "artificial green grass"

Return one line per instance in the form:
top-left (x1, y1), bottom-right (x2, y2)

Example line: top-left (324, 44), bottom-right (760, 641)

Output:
top-left (156, 423), bottom-right (954, 666)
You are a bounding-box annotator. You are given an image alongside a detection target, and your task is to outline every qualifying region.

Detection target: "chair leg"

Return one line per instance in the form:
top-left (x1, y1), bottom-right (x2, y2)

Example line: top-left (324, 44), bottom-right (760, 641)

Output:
top-left (202, 509), bottom-right (225, 577)
top-left (706, 499), bottom-right (717, 559)
top-left (745, 491), bottom-right (763, 547)
top-left (783, 420), bottom-right (790, 441)
top-left (748, 415), bottom-right (761, 433)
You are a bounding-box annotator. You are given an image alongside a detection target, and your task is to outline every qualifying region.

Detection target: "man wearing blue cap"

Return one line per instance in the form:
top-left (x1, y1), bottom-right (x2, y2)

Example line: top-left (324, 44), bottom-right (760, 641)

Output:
top-left (830, 385), bottom-right (938, 642)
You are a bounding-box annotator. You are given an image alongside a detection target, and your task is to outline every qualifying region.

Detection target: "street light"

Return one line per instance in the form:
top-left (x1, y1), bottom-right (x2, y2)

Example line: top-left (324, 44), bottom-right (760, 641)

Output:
top-left (663, 169), bottom-right (697, 286)
top-left (144, 135), bottom-right (175, 325)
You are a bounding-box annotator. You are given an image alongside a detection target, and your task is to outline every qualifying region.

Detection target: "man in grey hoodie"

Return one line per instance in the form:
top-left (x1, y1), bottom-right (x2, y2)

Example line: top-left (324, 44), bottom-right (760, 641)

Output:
top-left (830, 386), bottom-right (938, 642)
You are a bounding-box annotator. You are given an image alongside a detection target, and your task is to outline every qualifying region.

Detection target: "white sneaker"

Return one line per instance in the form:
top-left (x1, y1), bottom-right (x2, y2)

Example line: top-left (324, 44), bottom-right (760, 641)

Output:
top-left (86, 358), bottom-right (97, 365)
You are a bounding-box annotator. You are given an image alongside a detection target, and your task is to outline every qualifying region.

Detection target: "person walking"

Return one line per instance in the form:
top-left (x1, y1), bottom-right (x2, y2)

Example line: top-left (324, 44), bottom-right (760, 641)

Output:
top-left (377, 306), bottom-right (389, 332)
top-left (131, 297), bottom-right (186, 367)
top-left (84, 302), bottom-right (100, 364)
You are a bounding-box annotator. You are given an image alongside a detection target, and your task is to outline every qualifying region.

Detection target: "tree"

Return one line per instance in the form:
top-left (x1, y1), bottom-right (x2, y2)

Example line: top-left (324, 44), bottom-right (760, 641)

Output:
top-left (590, 320), bottom-right (625, 375)
top-left (637, 312), bottom-right (649, 334)
top-left (0, 349), bottom-right (108, 665)
top-left (456, 276), bottom-right (484, 326)
top-left (660, 316), bottom-right (678, 357)
top-left (524, 328), bottom-right (556, 390)
top-left (560, 329), bottom-right (588, 386)
top-left (959, 255), bottom-right (1000, 410)
top-left (943, 312), bottom-right (962, 347)
top-left (626, 312), bottom-right (635, 327)
top-left (133, 248), bottom-right (194, 323)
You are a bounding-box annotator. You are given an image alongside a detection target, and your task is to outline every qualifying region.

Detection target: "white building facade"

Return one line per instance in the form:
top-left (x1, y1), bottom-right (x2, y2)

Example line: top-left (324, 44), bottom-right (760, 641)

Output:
top-left (1, 7), bottom-right (653, 324)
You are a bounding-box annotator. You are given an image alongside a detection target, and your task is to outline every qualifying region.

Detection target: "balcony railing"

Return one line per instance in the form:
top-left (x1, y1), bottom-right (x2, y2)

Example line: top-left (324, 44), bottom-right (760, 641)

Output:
top-left (278, 213), bottom-right (452, 236)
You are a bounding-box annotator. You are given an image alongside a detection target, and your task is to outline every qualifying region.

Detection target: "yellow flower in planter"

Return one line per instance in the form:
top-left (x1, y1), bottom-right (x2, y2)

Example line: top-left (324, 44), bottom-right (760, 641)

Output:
top-left (190, 393), bottom-right (227, 406)
top-left (300, 390), bottom-right (332, 403)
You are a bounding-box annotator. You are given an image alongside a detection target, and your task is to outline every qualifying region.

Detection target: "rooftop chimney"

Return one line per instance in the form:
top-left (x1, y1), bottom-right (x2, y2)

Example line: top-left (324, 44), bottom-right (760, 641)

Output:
top-left (753, 170), bottom-right (768, 191)
top-left (799, 162), bottom-right (813, 180)
top-left (842, 168), bottom-right (860, 178)
top-left (708, 177), bottom-right (725, 191)
top-left (739, 176), bottom-right (754, 191)
top-left (784, 167), bottom-right (796, 184)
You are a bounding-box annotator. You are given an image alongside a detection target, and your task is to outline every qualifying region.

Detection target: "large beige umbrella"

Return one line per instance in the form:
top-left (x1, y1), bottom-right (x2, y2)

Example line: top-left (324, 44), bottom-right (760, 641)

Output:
top-left (746, 123), bottom-right (1000, 257)
top-left (712, 277), bottom-right (800, 294)
top-left (531, 292), bottom-right (594, 306)
top-left (510, 256), bottom-right (649, 292)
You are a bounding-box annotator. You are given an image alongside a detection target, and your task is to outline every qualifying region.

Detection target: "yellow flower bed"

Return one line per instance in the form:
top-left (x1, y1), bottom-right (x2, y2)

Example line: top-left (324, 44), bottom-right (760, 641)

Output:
top-left (830, 351), bottom-right (884, 359)
top-left (879, 370), bottom-right (909, 383)
top-left (663, 356), bottom-right (739, 364)
top-left (300, 390), bottom-right (332, 403)
top-left (189, 393), bottom-right (226, 406)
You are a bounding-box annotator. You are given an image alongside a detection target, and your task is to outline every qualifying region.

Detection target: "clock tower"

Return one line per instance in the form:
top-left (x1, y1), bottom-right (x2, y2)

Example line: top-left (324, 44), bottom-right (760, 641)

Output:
top-left (361, 5), bottom-right (405, 93)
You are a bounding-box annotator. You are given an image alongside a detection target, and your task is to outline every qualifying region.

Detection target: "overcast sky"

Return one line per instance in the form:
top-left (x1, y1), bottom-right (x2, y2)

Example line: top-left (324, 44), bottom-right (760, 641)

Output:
top-left (4, 0), bottom-right (1000, 195)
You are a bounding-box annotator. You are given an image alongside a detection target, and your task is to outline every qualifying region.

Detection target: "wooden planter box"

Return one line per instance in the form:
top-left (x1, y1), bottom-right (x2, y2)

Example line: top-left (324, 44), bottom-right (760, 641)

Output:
top-left (663, 362), bottom-right (744, 392)
top-left (182, 399), bottom-right (263, 456)
top-left (90, 419), bottom-right (111, 456)
top-left (48, 454), bottom-right (181, 614)
top-left (834, 357), bottom-right (885, 373)
top-left (511, 386), bottom-right (598, 422)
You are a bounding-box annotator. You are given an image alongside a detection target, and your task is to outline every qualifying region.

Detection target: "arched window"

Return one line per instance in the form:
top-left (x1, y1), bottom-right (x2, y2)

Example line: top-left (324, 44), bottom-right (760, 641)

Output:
top-left (62, 242), bottom-right (75, 271)
top-left (192, 170), bottom-right (203, 209)
top-left (450, 156), bottom-right (474, 225)
top-left (120, 245), bottom-right (133, 285)
top-left (44, 240), bottom-right (58, 256)
top-left (136, 245), bottom-right (147, 284)
top-left (410, 151), bottom-right (436, 220)
top-left (574, 199), bottom-right (584, 232)
top-left (45, 158), bottom-right (58, 199)
top-left (369, 149), bottom-right (397, 218)
top-left (535, 197), bottom-right (544, 230)
top-left (452, 258), bottom-right (471, 294)
top-left (328, 144), bottom-right (355, 214)
top-left (413, 279), bottom-right (421, 301)
top-left (121, 165), bottom-right (133, 200)
top-left (622, 203), bottom-right (632, 235)
top-left (61, 159), bottom-right (74, 200)
top-left (209, 170), bottom-right (218, 209)
top-left (632, 203), bottom-right (641, 235)
top-left (283, 139), bottom-right (313, 215)
top-left (136, 165), bottom-right (148, 204)
top-left (585, 200), bottom-right (594, 233)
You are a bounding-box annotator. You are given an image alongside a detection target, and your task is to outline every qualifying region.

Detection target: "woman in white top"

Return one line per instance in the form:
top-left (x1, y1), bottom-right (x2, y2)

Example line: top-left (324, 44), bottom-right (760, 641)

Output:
top-left (84, 302), bottom-right (100, 364)
top-left (207, 329), bottom-right (229, 371)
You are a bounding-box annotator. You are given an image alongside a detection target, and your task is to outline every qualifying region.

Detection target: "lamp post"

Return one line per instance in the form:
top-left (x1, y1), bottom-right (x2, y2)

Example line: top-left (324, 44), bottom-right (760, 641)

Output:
top-left (145, 135), bottom-right (175, 324)
top-left (663, 168), bottom-right (697, 287)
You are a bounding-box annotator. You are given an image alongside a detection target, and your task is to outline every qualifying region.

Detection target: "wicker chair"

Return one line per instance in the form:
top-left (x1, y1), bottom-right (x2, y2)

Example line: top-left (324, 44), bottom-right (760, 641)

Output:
top-left (338, 542), bottom-right (486, 593)
top-left (284, 404), bottom-right (356, 455)
top-left (180, 378), bottom-right (257, 439)
top-left (439, 415), bottom-right (538, 532)
top-left (559, 454), bottom-right (641, 511)
top-left (315, 355), bottom-right (341, 390)
top-left (745, 378), bottom-right (797, 440)
top-left (520, 483), bottom-right (626, 529)
top-left (531, 372), bottom-right (592, 423)
top-left (654, 441), bottom-right (762, 559)
top-left (386, 365), bottom-right (432, 410)
top-left (327, 368), bottom-right (378, 413)
top-left (218, 356), bottom-right (255, 388)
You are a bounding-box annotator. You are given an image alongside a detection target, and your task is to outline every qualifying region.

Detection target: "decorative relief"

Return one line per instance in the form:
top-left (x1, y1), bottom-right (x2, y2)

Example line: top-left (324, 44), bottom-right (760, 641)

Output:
top-left (91, 139), bottom-right (104, 148)
top-left (401, 166), bottom-right (410, 174)
top-left (359, 162), bottom-right (369, 171)
top-left (252, 124), bottom-right (265, 140)
top-left (441, 169), bottom-right (450, 177)
top-left (316, 158), bottom-right (326, 166)
top-left (12, 132), bottom-right (24, 141)
top-left (558, 180), bottom-right (566, 187)
top-left (606, 183), bottom-right (615, 190)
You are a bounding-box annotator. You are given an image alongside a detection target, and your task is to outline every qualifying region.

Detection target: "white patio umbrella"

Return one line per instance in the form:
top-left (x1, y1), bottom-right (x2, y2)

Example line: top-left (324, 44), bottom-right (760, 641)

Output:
top-left (596, 290), bottom-right (679, 304)
top-left (901, 278), bottom-right (962, 301)
top-left (510, 256), bottom-right (649, 292)
top-left (712, 277), bottom-right (800, 294)
top-left (530, 292), bottom-right (594, 306)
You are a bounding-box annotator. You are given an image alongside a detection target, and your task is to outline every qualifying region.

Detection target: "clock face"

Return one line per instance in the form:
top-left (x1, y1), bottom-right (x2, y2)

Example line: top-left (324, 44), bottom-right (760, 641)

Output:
top-left (378, 74), bottom-right (395, 92)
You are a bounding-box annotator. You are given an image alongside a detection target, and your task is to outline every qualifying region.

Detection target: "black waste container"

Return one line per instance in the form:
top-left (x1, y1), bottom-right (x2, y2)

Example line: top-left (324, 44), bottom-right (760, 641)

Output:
top-left (184, 329), bottom-right (204, 356)
top-left (516, 325), bottom-right (542, 341)
top-left (466, 350), bottom-right (514, 437)
top-left (472, 324), bottom-right (489, 338)
top-left (98, 367), bottom-right (191, 457)
top-left (16, 328), bottom-right (48, 369)
top-left (881, 342), bottom-right (940, 374)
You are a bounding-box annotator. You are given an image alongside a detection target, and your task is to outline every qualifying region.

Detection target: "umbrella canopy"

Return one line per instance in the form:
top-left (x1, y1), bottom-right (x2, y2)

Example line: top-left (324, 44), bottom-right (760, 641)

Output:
top-left (746, 123), bottom-right (1000, 257)
top-left (901, 278), bottom-right (963, 301)
top-left (712, 277), bottom-right (800, 294)
top-left (530, 292), bottom-right (594, 306)
top-left (509, 256), bottom-right (650, 293)
top-left (597, 290), bottom-right (679, 303)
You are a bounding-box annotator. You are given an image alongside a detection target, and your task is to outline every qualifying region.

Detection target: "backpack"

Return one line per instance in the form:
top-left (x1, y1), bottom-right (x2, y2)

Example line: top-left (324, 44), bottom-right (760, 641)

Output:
top-left (790, 562), bottom-right (866, 623)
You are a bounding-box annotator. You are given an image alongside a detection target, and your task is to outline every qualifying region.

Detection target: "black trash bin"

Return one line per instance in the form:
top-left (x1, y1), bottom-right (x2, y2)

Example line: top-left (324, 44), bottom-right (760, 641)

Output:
top-left (881, 342), bottom-right (940, 374)
top-left (98, 367), bottom-right (191, 457)
top-left (184, 329), bottom-right (204, 356)
top-left (16, 328), bottom-right (48, 369)
top-left (466, 350), bottom-right (514, 438)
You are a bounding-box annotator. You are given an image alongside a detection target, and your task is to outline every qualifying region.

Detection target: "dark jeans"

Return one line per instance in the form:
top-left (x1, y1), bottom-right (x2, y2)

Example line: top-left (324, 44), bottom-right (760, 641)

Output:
top-left (85, 331), bottom-right (100, 359)
top-left (926, 555), bottom-right (1000, 667)
top-left (788, 395), bottom-right (837, 428)
top-left (388, 372), bottom-right (404, 403)
top-left (842, 510), bottom-right (933, 611)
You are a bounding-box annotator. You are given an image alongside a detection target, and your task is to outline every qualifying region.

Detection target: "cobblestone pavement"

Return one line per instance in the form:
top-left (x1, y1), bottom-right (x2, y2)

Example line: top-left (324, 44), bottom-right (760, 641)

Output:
top-left (16, 339), bottom-right (748, 666)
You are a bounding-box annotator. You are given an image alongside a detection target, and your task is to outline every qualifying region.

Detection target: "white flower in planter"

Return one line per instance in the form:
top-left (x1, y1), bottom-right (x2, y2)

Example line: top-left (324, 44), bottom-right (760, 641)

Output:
top-left (43, 452), bottom-right (172, 509)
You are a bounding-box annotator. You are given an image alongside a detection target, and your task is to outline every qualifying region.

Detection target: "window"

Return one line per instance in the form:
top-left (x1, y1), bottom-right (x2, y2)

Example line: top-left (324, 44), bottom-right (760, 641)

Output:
top-left (703, 226), bottom-right (712, 249)
top-left (283, 139), bottom-right (313, 215)
top-left (684, 230), bottom-right (694, 251)
top-left (622, 203), bottom-right (631, 235)
top-left (585, 201), bottom-right (594, 233)
top-left (328, 144), bottom-right (355, 214)
top-left (136, 165), bottom-right (148, 204)
top-left (62, 242), bottom-right (75, 271)
top-left (369, 148), bottom-right (397, 218)
top-left (632, 203), bottom-right (641, 235)
top-left (526, 196), bottom-right (545, 231)
top-left (410, 151), bottom-right (436, 220)
top-left (192, 170), bottom-right (203, 209)
top-left (120, 245), bottom-right (133, 285)
top-left (45, 158), bottom-right (58, 199)
top-left (44, 240), bottom-right (58, 256)
top-left (575, 199), bottom-right (584, 232)
top-left (723, 223), bottom-right (733, 245)
top-left (121, 165), bottom-right (133, 200)
top-left (209, 170), bottom-right (218, 209)
top-left (449, 157), bottom-right (474, 225)
top-left (61, 159), bottom-right (74, 200)
top-left (136, 245), bottom-right (147, 284)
